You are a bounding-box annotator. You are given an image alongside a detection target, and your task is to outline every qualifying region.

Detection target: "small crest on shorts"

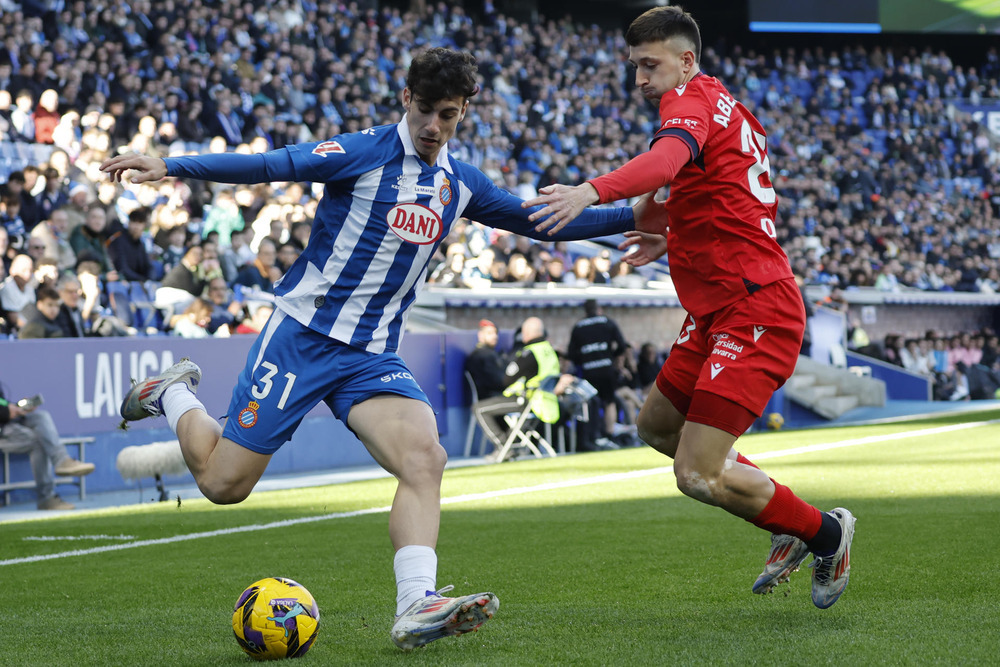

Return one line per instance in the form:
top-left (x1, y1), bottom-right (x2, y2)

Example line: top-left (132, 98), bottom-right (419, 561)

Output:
top-left (238, 401), bottom-right (259, 428)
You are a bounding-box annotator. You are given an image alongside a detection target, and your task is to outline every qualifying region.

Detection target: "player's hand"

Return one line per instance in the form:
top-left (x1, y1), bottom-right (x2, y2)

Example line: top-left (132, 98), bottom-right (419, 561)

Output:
top-left (8, 404), bottom-right (26, 418)
top-left (100, 154), bottom-right (168, 184)
top-left (522, 183), bottom-right (600, 235)
top-left (632, 190), bottom-right (669, 235)
top-left (618, 230), bottom-right (668, 267)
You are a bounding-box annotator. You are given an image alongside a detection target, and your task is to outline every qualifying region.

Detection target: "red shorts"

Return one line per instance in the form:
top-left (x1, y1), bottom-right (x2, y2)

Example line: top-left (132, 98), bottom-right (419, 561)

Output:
top-left (656, 277), bottom-right (805, 424)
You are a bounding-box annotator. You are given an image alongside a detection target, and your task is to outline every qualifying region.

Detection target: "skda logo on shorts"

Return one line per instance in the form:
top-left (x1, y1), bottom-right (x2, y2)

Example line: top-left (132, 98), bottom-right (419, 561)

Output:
top-left (380, 371), bottom-right (414, 383)
top-left (238, 401), bottom-right (260, 428)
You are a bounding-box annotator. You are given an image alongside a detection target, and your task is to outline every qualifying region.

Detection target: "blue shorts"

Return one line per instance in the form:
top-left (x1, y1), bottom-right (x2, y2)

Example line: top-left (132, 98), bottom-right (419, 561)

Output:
top-left (222, 309), bottom-right (431, 454)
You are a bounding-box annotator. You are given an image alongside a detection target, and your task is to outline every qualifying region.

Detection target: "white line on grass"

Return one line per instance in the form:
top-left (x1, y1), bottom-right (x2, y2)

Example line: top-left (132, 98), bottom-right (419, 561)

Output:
top-left (2, 419), bottom-right (995, 568)
top-left (22, 534), bottom-right (136, 541)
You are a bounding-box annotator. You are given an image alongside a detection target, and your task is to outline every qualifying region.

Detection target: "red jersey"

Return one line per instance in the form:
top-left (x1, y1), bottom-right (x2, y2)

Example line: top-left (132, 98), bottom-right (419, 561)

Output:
top-left (592, 73), bottom-right (793, 318)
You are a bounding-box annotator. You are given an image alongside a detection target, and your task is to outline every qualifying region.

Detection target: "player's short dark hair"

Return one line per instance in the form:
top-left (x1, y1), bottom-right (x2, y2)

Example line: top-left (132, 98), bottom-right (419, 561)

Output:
top-left (625, 6), bottom-right (702, 63)
top-left (584, 298), bottom-right (599, 317)
top-left (406, 47), bottom-right (480, 103)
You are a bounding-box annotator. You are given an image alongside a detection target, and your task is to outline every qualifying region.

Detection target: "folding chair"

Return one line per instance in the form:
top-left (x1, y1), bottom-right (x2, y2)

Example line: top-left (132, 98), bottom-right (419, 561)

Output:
top-left (492, 376), bottom-right (561, 462)
top-left (463, 370), bottom-right (489, 457)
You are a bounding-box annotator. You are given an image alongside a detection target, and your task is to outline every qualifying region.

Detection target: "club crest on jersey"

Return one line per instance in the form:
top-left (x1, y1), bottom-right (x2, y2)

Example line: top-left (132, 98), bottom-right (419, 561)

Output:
top-left (439, 177), bottom-right (453, 206)
top-left (387, 203), bottom-right (443, 245)
top-left (312, 140), bottom-right (345, 156)
top-left (238, 401), bottom-right (259, 428)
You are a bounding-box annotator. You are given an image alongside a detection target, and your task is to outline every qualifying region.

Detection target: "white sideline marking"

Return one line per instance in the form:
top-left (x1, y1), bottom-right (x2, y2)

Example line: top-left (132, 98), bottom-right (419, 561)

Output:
top-left (1, 419), bottom-right (995, 568)
top-left (23, 534), bottom-right (136, 542)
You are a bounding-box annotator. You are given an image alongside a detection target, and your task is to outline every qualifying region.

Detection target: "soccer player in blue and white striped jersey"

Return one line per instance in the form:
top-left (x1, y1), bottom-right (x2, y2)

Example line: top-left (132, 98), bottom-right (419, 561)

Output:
top-left (104, 47), bottom-right (668, 650)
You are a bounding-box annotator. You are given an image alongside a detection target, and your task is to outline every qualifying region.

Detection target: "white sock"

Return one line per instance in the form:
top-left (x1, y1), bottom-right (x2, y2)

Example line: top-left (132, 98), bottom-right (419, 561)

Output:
top-left (394, 545), bottom-right (437, 616)
top-left (161, 384), bottom-right (206, 434)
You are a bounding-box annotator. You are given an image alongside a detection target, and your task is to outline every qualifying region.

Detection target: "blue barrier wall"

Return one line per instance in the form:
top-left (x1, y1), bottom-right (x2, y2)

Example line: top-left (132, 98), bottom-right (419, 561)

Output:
top-left (0, 332), bottom-right (491, 504)
top-left (845, 351), bottom-right (932, 400)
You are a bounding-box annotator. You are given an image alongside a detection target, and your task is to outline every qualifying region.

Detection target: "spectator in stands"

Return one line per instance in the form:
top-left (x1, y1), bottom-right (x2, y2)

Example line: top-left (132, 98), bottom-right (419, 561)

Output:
top-left (156, 244), bottom-right (206, 317)
top-left (61, 184), bottom-right (90, 233)
top-left (461, 248), bottom-right (495, 288)
top-left (219, 228), bottom-right (255, 284)
top-left (202, 188), bottom-right (244, 247)
top-left (32, 89), bottom-right (59, 144)
top-left (234, 303), bottom-right (274, 335)
top-left (158, 225), bottom-right (188, 274)
top-left (53, 274), bottom-right (93, 338)
top-left (169, 298), bottom-right (214, 339)
top-left (0, 226), bottom-right (11, 279)
top-left (0, 194), bottom-right (27, 252)
top-left (0, 170), bottom-right (41, 231)
top-left (900, 339), bottom-right (932, 377)
top-left (35, 167), bottom-right (68, 223)
top-left (9, 89), bottom-right (34, 142)
top-left (465, 319), bottom-right (507, 401)
top-left (108, 206), bottom-right (154, 283)
top-left (204, 276), bottom-right (245, 335)
top-left (18, 285), bottom-right (63, 339)
top-left (0, 379), bottom-right (94, 510)
top-left (564, 256), bottom-right (593, 287)
top-left (69, 204), bottom-right (118, 282)
top-left (276, 242), bottom-right (301, 274)
top-left (29, 208), bottom-right (75, 271)
top-left (234, 236), bottom-right (277, 294)
top-left (0, 253), bottom-right (35, 331)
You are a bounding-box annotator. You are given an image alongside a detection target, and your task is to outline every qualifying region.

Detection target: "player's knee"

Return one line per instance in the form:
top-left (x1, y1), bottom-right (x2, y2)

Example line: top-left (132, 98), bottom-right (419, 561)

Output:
top-left (673, 462), bottom-right (719, 505)
top-left (198, 478), bottom-right (251, 505)
top-left (637, 415), bottom-right (679, 458)
top-left (397, 439), bottom-right (447, 483)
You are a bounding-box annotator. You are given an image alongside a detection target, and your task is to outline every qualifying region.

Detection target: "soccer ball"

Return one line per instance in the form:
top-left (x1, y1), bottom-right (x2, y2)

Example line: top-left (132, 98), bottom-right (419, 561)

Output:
top-left (232, 577), bottom-right (320, 660)
top-left (765, 412), bottom-right (785, 430)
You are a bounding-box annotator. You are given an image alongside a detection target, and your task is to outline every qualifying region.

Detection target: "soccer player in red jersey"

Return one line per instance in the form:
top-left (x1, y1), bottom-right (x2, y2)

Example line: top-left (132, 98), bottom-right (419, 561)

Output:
top-left (524, 6), bottom-right (856, 609)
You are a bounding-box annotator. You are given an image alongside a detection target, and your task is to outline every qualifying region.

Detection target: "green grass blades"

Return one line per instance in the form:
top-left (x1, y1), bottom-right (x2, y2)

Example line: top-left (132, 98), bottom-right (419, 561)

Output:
top-left (0, 411), bottom-right (998, 665)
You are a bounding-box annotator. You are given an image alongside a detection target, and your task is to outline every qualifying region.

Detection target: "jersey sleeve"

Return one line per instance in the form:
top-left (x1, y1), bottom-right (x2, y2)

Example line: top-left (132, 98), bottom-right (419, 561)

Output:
top-left (652, 83), bottom-right (714, 159)
top-left (284, 133), bottom-right (385, 184)
top-left (165, 150), bottom-right (297, 183)
top-left (588, 138), bottom-right (690, 203)
top-left (460, 167), bottom-right (634, 240)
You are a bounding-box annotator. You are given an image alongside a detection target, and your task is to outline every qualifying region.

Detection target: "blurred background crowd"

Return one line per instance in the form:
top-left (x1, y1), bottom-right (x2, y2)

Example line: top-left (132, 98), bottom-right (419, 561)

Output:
top-left (0, 0), bottom-right (998, 402)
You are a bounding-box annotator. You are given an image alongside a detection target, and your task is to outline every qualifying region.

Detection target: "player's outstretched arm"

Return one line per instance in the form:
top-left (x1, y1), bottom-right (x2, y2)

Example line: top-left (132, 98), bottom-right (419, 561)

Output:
top-left (522, 182), bottom-right (600, 235)
top-left (618, 230), bottom-right (668, 267)
top-left (100, 154), bottom-right (168, 184)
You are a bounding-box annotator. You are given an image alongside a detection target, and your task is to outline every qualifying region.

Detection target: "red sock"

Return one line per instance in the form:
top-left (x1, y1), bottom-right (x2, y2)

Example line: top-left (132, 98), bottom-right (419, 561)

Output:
top-left (750, 480), bottom-right (823, 541)
top-left (736, 452), bottom-right (760, 470)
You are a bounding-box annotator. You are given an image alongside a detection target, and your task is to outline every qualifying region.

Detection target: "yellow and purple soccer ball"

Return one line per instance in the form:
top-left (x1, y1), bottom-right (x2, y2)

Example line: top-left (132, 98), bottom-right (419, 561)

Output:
top-left (765, 412), bottom-right (785, 430)
top-left (232, 577), bottom-right (320, 660)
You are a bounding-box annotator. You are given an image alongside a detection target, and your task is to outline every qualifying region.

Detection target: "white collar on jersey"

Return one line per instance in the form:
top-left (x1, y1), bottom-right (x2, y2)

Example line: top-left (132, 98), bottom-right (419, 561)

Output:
top-left (397, 115), bottom-right (455, 173)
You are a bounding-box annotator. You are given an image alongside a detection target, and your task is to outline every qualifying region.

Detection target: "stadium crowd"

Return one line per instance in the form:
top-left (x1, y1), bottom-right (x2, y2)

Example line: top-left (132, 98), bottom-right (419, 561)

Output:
top-left (0, 0), bottom-right (998, 401)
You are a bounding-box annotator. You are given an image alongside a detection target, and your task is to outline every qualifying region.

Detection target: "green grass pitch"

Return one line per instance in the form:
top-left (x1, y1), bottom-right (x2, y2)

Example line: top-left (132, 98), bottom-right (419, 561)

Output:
top-left (1, 410), bottom-right (998, 666)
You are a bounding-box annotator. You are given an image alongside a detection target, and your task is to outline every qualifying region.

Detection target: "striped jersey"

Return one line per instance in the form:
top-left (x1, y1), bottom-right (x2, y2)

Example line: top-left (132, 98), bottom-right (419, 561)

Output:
top-left (166, 118), bottom-right (633, 353)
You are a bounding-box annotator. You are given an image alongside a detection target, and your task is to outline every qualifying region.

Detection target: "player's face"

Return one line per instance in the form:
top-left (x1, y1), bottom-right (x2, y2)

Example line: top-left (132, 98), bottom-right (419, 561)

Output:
top-left (628, 38), bottom-right (697, 101)
top-left (402, 88), bottom-right (468, 165)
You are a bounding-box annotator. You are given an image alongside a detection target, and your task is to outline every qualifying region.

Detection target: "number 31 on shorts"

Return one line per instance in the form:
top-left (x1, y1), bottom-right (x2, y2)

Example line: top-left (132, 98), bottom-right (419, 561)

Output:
top-left (251, 361), bottom-right (298, 410)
